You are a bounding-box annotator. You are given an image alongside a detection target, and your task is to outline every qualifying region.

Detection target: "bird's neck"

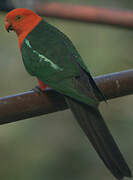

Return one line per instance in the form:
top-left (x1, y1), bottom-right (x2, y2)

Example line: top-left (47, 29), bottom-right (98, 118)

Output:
top-left (18, 17), bottom-right (42, 49)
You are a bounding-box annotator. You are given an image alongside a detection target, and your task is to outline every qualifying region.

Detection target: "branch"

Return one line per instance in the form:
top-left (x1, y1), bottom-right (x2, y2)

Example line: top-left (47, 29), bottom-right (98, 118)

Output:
top-left (35, 2), bottom-right (133, 29)
top-left (0, 69), bottom-right (133, 125)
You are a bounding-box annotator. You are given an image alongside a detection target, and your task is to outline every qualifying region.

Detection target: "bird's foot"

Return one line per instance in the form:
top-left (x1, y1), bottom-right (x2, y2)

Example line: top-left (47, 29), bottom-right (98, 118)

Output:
top-left (32, 86), bottom-right (44, 94)
top-left (32, 85), bottom-right (51, 94)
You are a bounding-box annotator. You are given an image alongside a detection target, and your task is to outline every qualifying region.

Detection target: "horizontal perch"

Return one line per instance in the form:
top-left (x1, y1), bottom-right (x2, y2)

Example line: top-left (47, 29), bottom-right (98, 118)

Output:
top-left (36, 3), bottom-right (133, 29)
top-left (0, 69), bottom-right (133, 125)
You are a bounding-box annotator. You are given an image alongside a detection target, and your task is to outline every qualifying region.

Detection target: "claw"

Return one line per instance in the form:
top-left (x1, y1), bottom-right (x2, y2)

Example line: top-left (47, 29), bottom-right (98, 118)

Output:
top-left (32, 85), bottom-right (51, 94)
top-left (32, 86), bottom-right (44, 94)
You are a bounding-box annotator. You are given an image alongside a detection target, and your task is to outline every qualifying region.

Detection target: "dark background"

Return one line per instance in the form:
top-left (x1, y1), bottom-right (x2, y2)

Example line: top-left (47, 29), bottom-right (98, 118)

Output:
top-left (0, 0), bottom-right (133, 179)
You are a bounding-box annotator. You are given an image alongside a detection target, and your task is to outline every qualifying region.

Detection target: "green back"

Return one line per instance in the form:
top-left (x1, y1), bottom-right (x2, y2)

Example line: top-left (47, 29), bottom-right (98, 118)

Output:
top-left (21, 20), bottom-right (99, 107)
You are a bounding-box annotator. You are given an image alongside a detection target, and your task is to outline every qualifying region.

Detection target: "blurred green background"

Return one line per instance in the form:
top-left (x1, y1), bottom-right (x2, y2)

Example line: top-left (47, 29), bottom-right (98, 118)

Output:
top-left (0, 0), bottom-right (133, 179)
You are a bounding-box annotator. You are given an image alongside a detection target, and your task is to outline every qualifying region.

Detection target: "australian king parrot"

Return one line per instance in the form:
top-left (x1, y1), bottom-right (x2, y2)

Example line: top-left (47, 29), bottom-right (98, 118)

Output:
top-left (5, 8), bottom-right (131, 179)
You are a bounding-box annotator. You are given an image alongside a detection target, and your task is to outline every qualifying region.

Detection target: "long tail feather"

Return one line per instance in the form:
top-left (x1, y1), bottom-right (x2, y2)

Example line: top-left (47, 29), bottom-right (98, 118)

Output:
top-left (65, 97), bottom-right (131, 179)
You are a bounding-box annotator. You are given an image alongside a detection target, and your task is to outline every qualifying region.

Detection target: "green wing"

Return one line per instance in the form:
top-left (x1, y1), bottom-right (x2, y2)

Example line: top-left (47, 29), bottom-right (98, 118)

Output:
top-left (21, 20), bottom-right (103, 107)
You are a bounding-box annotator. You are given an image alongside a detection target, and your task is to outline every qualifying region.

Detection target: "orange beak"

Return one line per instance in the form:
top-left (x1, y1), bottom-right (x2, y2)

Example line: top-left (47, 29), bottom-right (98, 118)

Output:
top-left (5, 20), bottom-right (13, 32)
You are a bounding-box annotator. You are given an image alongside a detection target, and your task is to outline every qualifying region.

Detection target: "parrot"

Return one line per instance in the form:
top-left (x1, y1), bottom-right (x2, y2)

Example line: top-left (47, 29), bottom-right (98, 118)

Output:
top-left (5, 8), bottom-right (131, 179)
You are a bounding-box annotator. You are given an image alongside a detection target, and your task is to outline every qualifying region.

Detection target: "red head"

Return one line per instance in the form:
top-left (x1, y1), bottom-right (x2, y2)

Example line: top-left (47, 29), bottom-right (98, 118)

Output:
top-left (5, 8), bottom-right (42, 47)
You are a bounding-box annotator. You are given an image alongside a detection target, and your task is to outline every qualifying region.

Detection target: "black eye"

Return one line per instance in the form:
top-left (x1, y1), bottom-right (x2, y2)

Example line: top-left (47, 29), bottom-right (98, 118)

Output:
top-left (16, 15), bottom-right (22, 20)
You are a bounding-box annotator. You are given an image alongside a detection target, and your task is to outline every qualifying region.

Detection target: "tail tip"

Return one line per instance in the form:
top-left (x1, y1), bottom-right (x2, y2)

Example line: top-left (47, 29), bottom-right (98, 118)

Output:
top-left (115, 169), bottom-right (132, 179)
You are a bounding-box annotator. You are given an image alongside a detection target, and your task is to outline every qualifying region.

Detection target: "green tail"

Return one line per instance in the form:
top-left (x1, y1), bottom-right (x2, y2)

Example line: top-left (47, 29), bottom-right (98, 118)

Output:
top-left (65, 97), bottom-right (131, 179)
